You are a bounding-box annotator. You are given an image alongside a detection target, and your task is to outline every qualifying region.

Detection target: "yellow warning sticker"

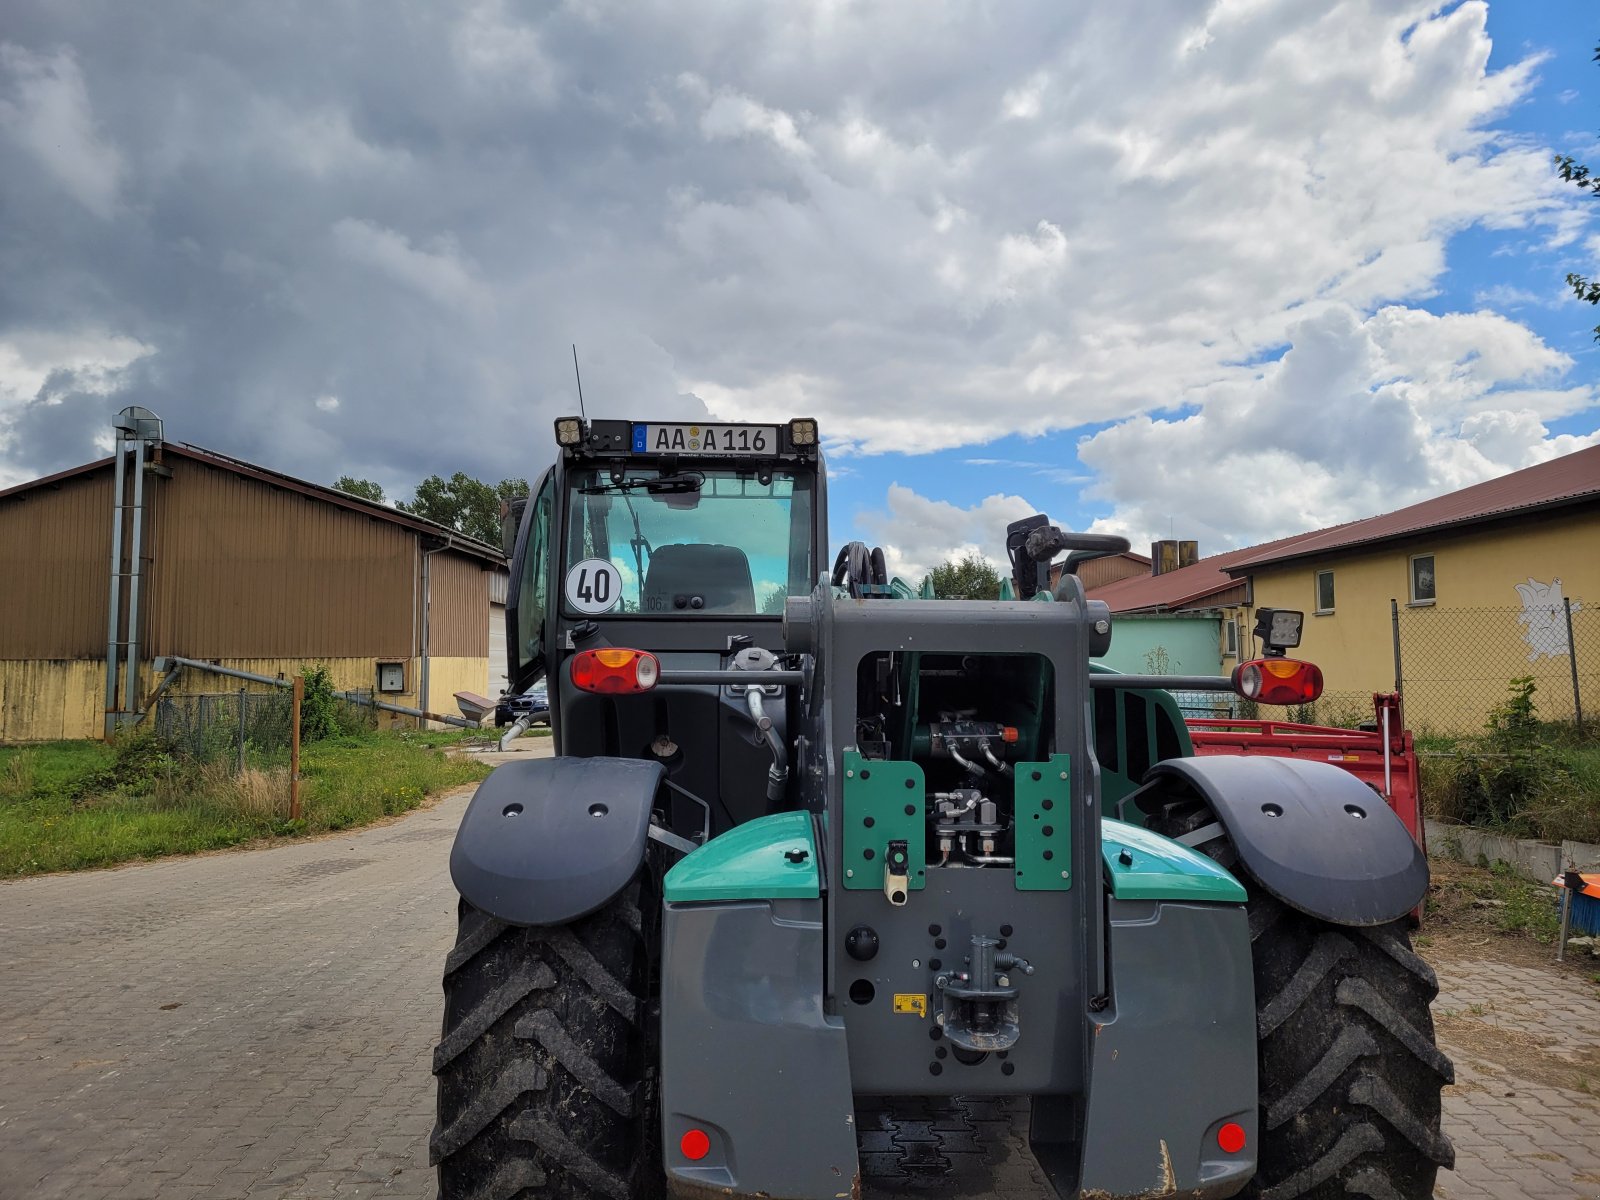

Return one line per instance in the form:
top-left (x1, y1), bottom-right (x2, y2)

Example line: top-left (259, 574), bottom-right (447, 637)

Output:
top-left (893, 993), bottom-right (928, 1017)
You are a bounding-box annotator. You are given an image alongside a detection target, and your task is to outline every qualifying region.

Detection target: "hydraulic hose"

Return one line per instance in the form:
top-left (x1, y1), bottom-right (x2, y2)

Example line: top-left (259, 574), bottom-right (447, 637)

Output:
top-left (745, 689), bottom-right (789, 806)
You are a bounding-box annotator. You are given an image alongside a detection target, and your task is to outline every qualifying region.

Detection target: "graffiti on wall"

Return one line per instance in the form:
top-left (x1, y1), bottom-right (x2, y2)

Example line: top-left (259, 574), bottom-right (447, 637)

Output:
top-left (1514, 577), bottom-right (1581, 662)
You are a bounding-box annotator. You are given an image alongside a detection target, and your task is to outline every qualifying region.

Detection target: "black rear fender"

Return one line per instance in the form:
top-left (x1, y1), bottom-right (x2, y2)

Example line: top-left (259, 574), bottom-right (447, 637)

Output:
top-left (449, 756), bottom-right (665, 926)
top-left (1141, 755), bottom-right (1427, 927)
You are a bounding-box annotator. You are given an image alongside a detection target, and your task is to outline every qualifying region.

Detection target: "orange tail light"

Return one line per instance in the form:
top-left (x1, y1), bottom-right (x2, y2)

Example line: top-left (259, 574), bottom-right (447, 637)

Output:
top-left (1231, 658), bottom-right (1323, 705)
top-left (570, 648), bottom-right (660, 694)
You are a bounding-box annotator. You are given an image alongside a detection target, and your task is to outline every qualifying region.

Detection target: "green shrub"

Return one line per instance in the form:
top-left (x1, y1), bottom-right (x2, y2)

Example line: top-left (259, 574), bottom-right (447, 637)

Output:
top-left (1428, 677), bottom-right (1600, 841)
top-left (299, 664), bottom-right (342, 742)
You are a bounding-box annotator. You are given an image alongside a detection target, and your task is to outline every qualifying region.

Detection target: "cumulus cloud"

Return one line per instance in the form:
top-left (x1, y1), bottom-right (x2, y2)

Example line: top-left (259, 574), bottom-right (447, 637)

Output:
top-left (1077, 304), bottom-right (1599, 550)
top-left (0, 0), bottom-right (1592, 535)
top-left (858, 484), bottom-right (1040, 582)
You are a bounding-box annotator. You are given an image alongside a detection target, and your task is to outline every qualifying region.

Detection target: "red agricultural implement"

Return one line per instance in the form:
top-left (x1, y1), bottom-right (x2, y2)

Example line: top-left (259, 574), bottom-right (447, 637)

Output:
top-left (1187, 692), bottom-right (1426, 854)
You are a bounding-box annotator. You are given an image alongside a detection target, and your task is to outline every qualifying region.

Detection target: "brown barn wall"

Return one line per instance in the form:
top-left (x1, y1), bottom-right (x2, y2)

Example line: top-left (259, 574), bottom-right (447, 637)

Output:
top-left (144, 459), bottom-right (417, 659)
top-left (0, 469), bottom-right (113, 660)
top-left (427, 551), bottom-right (489, 658)
top-left (1076, 554), bottom-right (1152, 592)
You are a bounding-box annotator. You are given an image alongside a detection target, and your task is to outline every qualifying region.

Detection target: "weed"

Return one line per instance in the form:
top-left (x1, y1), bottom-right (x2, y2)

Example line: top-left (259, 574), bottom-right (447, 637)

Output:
top-left (3, 750), bottom-right (38, 800)
top-left (1427, 677), bottom-right (1600, 841)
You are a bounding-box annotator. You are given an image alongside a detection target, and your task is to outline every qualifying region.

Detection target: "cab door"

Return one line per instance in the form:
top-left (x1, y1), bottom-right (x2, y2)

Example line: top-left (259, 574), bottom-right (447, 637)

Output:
top-left (505, 467), bottom-right (555, 698)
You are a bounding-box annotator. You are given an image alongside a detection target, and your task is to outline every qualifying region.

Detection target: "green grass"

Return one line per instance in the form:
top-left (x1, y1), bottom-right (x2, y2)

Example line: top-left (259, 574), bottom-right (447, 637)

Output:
top-left (0, 729), bottom-right (490, 878)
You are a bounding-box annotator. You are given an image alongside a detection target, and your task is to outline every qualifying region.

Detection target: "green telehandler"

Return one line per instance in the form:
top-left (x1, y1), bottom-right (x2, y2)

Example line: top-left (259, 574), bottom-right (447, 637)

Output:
top-left (431, 415), bottom-right (1452, 1199)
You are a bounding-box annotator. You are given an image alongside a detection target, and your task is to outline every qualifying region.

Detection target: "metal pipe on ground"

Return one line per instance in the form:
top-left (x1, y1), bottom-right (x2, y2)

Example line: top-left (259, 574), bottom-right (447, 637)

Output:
top-left (498, 712), bottom-right (535, 751)
top-left (153, 656), bottom-right (481, 730)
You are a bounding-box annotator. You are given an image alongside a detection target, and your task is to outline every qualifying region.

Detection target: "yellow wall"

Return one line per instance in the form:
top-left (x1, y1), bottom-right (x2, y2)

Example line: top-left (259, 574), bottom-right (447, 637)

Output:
top-left (0, 660), bottom-right (107, 743)
top-left (1246, 508), bottom-right (1600, 730)
top-left (418, 656), bottom-right (491, 728)
top-left (0, 654), bottom-right (491, 742)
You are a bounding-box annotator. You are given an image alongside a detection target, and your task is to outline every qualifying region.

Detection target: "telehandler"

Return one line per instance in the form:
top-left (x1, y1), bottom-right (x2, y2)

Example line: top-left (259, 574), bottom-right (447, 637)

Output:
top-left (431, 416), bottom-right (1452, 1199)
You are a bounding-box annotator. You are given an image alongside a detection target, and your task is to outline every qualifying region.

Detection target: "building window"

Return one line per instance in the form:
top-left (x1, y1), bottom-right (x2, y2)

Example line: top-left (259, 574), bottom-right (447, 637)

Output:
top-left (1410, 554), bottom-right (1436, 605)
top-left (1315, 569), bottom-right (1335, 614)
top-left (1223, 618), bottom-right (1238, 658)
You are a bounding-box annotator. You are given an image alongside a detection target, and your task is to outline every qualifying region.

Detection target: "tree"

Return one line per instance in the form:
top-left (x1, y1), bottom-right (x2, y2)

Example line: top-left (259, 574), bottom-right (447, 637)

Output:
top-left (1556, 41), bottom-right (1600, 339)
top-left (923, 552), bottom-right (1003, 600)
top-left (333, 476), bottom-right (386, 503)
top-left (398, 473), bottom-right (529, 545)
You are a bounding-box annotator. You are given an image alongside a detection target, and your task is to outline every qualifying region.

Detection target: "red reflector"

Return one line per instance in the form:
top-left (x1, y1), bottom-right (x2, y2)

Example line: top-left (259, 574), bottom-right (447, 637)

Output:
top-left (681, 1128), bottom-right (711, 1161)
top-left (1231, 658), bottom-right (1323, 705)
top-left (570, 648), bottom-right (660, 694)
top-left (1001, 726), bottom-right (1019, 744)
top-left (1218, 1122), bottom-right (1246, 1154)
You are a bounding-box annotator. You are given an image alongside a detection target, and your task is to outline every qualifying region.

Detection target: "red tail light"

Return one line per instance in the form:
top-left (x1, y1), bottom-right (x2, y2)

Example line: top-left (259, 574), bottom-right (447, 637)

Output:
top-left (1232, 658), bottom-right (1323, 705)
top-left (570, 648), bottom-right (660, 694)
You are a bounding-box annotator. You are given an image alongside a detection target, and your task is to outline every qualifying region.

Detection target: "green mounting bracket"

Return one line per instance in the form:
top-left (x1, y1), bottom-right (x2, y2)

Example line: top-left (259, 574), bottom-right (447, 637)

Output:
top-left (841, 751), bottom-right (926, 892)
top-left (1014, 754), bottom-right (1072, 891)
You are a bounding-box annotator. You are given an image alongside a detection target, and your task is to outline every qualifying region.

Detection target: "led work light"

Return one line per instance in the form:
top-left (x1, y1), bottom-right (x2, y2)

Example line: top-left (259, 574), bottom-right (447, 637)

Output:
top-left (554, 416), bottom-right (585, 446)
top-left (1251, 607), bottom-right (1303, 656)
top-left (788, 417), bottom-right (819, 446)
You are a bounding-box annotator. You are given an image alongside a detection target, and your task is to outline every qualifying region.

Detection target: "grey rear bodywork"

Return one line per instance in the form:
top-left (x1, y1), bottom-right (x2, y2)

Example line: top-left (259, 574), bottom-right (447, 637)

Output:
top-left (651, 588), bottom-right (1260, 1199)
top-left (660, 887), bottom-right (1257, 1200)
top-left (660, 897), bottom-right (858, 1199)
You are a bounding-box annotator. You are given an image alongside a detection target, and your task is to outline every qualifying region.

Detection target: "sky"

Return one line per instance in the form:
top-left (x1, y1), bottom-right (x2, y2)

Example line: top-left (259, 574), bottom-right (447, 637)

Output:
top-left (1, 0), bottom-right (1597, 582)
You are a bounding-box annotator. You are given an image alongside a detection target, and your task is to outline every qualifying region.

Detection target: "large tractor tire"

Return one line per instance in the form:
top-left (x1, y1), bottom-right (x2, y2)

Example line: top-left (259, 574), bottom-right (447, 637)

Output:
top-left (1152, 806), bottom-right (1455, 1200)
top-left (430, 879), bottom-right (660, 1200)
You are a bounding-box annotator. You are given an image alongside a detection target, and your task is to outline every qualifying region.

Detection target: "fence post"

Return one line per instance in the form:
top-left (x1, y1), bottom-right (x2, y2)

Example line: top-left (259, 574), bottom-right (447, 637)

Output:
top-left (290, 676), bottom-right (303, 821)
top-left (1390, 598), bottom-right (1403, 696)
top-left (237, 687), bottom-right (246, 774)
top-left (1565, 596), bottom-right (1584, 734)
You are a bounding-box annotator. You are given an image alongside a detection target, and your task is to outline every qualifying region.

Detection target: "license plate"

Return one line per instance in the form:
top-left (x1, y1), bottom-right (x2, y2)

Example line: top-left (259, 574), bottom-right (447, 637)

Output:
top-left (631, 423), bottom-right (779, 455)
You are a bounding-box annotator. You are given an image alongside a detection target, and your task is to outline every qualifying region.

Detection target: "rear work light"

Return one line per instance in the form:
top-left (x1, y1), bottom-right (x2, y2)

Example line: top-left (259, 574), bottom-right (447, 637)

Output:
top-left (570, 648), bottom-right (660, 694)
top-left (788, 416), bottom-right (819, 446)
top-left (554, 416), bottom-right (585, 446)
top-left (1232, 658), bottom-right (1323, 705)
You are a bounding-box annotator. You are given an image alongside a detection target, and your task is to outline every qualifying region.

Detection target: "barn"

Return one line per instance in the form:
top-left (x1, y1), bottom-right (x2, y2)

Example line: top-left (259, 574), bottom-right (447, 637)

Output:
top-left (0, 408), bottom-right (505, 743)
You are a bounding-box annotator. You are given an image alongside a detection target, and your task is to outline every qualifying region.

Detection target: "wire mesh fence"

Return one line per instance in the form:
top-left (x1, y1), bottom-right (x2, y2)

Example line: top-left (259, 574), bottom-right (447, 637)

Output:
top-left (1397, 597), bottom-right (1594, 736)
top-left (155, 689), bottom-right (294, 771)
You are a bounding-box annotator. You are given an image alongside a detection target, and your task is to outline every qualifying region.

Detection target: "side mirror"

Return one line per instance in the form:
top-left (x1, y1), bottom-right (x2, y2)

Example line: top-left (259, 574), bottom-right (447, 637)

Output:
top-left (501, 496), bottom-right (527, 557)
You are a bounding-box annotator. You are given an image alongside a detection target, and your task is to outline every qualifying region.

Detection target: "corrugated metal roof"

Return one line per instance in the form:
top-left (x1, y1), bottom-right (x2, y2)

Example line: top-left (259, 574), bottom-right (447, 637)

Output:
top-left (1086, 527), bottom-right (1344, 613)
top-left (0, 442), bottom-right (505, 565)
top-left (1228, 445), bottom-right (1600, 571)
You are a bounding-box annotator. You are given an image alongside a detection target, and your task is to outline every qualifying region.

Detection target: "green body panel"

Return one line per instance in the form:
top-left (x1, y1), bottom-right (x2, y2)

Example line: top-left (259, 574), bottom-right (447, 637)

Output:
top-left (1014, 754), bottom-right (1074, 890)
top-left (663, 812), bottom-right (818, 903)
top-left (1100, 817), bottom-right (1246, 903)
top-left (1088, 661), bottom-right (1195, 814)
top-left (841, 751), bottom-right (927, 891)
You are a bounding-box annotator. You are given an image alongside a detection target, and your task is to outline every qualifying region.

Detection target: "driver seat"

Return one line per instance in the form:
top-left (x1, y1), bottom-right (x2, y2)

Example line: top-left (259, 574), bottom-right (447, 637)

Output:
top-left (643, 544), bottom-right (756, 613)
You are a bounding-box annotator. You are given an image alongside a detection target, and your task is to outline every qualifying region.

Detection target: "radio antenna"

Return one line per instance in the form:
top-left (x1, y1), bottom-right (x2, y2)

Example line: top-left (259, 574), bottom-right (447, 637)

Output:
top-left (572, 344), bottom-right (587, 421)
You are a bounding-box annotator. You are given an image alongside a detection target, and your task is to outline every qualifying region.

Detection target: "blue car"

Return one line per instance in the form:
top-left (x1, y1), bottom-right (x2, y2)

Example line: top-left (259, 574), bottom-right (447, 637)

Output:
top-left (493, 683), bottom-right (549, 728)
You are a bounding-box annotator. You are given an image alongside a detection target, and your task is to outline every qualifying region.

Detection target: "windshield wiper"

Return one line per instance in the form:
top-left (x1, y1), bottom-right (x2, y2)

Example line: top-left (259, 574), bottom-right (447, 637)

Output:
top-left (581, 472), bottom-right (704, 495)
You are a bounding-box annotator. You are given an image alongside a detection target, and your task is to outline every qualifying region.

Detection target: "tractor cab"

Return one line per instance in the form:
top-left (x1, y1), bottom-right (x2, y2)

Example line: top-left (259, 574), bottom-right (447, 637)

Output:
top-left (503, 415), bottom-right (823, 834)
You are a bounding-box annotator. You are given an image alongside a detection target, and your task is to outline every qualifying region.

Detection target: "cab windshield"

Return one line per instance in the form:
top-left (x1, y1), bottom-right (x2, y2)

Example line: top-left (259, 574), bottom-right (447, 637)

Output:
top-left (563, 468), bottom-right (813, 616)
